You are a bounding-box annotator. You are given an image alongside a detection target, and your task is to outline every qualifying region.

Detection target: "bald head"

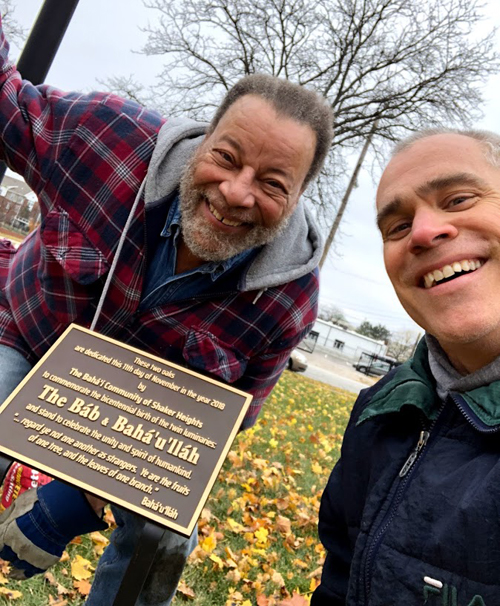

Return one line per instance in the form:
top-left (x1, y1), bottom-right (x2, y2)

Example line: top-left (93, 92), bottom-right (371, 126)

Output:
top-left (392, 128), bottom-right (500, 170)
top-left (376, 130), bottom-right (500, 373)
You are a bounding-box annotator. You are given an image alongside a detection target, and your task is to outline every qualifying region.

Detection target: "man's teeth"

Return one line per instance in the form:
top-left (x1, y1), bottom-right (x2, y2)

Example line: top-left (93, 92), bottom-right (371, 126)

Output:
top-left (423, 259), bottom-right (483, 289)
top-left (209, 203), bottom-right (243, 227)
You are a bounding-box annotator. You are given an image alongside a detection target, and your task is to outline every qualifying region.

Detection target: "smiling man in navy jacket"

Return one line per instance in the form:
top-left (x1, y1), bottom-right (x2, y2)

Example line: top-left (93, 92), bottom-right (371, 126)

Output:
top-left (313, 129), bottom-right (500, 606)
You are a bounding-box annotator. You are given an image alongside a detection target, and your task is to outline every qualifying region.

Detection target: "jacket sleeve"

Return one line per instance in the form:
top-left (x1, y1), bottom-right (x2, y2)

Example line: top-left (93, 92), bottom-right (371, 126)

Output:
top-left (311, 393), bottom-right (373, 606)
top-left (311, 457), bottom-right (351, 606)
top-left (234, 270), bottom-right (320, 430)
top-left (312, 377), bottom-right (396, 605)
top-left (233, 341), bottom-right (297, 430)
top-left (0, 16), bottom-right (150, 198)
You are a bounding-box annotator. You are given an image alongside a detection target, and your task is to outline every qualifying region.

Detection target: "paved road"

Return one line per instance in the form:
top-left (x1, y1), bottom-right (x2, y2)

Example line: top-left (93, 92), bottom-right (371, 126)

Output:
top-left (291, 347), bottom-right (377, 394)
top-left (302, 363), bottom-right (368, 394)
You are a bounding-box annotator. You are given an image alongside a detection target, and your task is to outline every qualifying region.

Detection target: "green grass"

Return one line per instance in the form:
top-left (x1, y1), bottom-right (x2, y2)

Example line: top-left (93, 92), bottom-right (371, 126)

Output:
top-left (0, 371), bottom-right (356, 605)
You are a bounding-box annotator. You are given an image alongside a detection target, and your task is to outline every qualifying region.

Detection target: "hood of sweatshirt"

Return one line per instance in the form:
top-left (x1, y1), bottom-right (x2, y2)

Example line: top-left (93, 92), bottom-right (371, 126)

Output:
top-left (143, 117), bottom-right (324, 292)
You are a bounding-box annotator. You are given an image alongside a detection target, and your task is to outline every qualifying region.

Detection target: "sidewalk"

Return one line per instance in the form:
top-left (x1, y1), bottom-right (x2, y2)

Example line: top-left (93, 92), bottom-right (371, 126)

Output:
top-left (301, 345), bottom-right (378, 387)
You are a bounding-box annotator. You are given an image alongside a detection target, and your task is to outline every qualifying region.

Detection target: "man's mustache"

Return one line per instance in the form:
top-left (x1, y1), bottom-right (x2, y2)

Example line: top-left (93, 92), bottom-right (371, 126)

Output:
top-left (196, 189), bottom-right (257, 225)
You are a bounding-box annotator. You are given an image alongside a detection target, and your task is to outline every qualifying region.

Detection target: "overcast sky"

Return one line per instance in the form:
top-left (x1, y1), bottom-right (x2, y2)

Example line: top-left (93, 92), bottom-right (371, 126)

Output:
top-left (9, 0), bottom-right (500, 337)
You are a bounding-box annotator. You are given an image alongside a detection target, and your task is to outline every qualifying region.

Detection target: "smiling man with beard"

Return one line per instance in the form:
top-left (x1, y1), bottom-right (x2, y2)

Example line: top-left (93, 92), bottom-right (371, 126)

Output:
top-left (313, 129), bottom-right (500, 606)
top-left (177, 93), bottom-right (316, 268)
top-left (0, 17), bottom-right (333, 606)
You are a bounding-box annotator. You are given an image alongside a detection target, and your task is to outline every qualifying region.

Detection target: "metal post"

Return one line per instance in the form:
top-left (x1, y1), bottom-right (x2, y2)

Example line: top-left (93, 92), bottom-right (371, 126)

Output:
top-left (17, 0), bottom-right (81, 85)
top-left (0, 0), bottom-right (81, 182)
top-left (112, 521), bottom-right (165, 606)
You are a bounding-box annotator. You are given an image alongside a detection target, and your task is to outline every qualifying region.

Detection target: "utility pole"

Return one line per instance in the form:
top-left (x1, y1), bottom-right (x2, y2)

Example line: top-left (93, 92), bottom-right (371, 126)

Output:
top-left (410, 332), bottom-right (423, 358)
top-left (319, 121), bottom-right (379, 270)
top-left (0, 0), bottom-right (81, 181)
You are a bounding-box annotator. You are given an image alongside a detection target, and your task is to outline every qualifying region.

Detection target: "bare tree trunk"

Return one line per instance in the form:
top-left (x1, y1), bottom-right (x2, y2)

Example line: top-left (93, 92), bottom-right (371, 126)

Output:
top-left (319, 121), bottom-right (378, 269)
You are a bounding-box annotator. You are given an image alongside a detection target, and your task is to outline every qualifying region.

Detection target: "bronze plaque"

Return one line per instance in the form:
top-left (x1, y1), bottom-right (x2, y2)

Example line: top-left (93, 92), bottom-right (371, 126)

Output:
top-left (0, 325), bottom-right (252, 536)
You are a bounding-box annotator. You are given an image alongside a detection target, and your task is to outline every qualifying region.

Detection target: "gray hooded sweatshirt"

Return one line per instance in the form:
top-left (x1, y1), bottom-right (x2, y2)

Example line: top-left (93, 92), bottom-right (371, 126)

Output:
top-left (141, 117), bottom-right (324, 292)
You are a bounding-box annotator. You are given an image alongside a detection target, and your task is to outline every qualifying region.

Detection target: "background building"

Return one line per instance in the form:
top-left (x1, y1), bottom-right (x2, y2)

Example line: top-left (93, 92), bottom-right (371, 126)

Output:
top-left (306, 318), bottom-right (387, 363)
top-left (0, 172), bottom-right (40, 236)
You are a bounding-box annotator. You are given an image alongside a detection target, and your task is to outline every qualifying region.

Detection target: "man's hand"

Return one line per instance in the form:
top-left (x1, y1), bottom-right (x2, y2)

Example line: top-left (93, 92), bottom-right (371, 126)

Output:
top-left (0, 481), bottom-right (107, 579)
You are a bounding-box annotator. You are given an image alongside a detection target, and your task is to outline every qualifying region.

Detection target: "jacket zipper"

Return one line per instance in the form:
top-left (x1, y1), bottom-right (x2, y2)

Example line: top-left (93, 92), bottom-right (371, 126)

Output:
top-left (362, 404), bottom-right (444, 604)
top-left (399, 430), bottom-right (430, 477)
top-left (450, 393), bottom-right (500, 434)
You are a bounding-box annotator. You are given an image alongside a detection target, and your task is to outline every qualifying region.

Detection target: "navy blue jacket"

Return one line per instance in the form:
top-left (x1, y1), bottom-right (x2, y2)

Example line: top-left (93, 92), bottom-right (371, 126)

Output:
top-left (313, 341), bottom-right (500, 606)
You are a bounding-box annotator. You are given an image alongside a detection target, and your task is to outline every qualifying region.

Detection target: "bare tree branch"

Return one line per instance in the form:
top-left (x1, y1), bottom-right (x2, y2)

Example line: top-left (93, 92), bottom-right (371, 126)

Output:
top-left (98, 0), bottom-right (498, 244)
top-left (0, 0), bottom-right (26, 50)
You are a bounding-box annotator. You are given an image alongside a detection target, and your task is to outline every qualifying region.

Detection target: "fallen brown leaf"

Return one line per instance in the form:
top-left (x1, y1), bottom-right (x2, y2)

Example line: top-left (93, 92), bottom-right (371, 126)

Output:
top-left (276, 516), bottom-right (291, 535)
top-left (278, 592), bottom-right (309, 606)
top-left (90, 531), bottom-right (109, 556)
top-left (104, 507), bottom-right (116, 527)
top-left (226, 568), bottom-right (242, 583)
top-left (44, 571), bottom-right (69, 595)
top-left (74, 579), bottom-right (92, 596)
top-left (307, 566), bottom-right (323, 579)
top-left (177, 580), bottom-right (195, 599)
top-left (226, 590), bottom-right (244, 604)
top-left (44, 571), bottom-right (57, 586)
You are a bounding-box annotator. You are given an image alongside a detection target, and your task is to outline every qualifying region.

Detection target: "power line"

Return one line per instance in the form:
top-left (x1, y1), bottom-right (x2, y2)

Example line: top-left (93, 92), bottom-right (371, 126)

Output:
top-left (322, 266), bottom-right (390, 287)
top-left (321, 297), bottom-right (411, 321)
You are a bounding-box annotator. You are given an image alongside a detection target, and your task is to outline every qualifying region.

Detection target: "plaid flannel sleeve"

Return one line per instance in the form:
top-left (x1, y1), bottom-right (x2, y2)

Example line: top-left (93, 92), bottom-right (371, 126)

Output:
top-left (236, 270), bottom-right (320, 430)
top-left (0, 15), bottom-right (148, 198)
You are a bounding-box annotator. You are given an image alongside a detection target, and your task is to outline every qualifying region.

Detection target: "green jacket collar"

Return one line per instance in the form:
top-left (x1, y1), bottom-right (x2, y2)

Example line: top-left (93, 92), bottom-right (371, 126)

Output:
top-left (358, 339), bottom-right (500, 428)
top-left (357, 339), bottom-right (440, 425)
top-left (460, 384), bottom-right (500, 428)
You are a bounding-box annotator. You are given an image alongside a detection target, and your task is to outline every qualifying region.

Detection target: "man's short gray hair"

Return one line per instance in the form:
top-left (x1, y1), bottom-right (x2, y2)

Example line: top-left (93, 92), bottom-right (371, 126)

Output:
top-left (209, 74), bottom-right (334, 188)
top-left (393, 127), bottom-right (500, 168)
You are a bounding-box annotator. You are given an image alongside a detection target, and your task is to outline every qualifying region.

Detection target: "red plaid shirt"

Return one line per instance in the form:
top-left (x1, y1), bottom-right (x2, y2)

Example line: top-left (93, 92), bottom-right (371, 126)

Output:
top-left (0, 25), bottom-right (319, 429)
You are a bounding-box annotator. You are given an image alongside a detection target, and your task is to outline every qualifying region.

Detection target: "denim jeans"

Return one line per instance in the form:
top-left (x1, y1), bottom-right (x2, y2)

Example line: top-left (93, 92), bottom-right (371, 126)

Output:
top-left (88, 506), bottom-right (198, 606)
top-left (0, 345), bottom-right (198, 606)
top-left (0, 344), bottom-right (33, 402)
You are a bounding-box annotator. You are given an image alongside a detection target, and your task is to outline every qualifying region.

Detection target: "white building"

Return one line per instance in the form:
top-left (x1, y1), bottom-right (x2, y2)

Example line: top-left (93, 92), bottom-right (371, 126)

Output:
top-left (0, 171), bottom-right (39, 234)
top-left (307, 318), bottom-right (387, 362)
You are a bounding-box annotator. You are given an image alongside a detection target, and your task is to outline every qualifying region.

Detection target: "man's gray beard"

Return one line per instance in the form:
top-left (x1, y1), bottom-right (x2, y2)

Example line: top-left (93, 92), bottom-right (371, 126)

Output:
top-left (179, 162), bottom-right (291, 263)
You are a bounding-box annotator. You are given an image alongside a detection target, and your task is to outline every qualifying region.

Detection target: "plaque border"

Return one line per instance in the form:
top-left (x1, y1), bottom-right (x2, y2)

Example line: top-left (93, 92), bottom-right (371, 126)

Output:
top-left (0, 324), bottom-right (252, 536)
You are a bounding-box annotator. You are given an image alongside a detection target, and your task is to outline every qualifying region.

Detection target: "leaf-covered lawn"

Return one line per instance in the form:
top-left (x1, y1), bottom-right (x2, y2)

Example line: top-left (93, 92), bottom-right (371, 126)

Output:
top-left (0, 371), bottom-right (356, 606)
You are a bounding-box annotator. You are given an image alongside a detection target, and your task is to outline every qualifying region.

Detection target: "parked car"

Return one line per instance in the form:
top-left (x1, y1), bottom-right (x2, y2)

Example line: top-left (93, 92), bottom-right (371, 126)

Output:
top-left (354, 359), bottom-right (391, 377)
top-left (288, 349), bottom-right (308, 372)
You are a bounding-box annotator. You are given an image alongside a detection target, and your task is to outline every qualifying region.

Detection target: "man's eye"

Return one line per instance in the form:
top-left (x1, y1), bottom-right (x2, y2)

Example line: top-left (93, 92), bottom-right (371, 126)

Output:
top-left (216, 150), bottom-right (234, 164)
top-left (447, 195), bottom-right (474, 208)
top-left (385, 221), bottom-right (411, 240)
top-left (266, 180), bottom-right (287, 193)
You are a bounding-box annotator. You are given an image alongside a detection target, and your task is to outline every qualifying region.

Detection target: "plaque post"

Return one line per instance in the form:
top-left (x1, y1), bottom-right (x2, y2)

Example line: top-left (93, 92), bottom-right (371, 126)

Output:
top-left (112, 520), bottom-right (165, 606)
